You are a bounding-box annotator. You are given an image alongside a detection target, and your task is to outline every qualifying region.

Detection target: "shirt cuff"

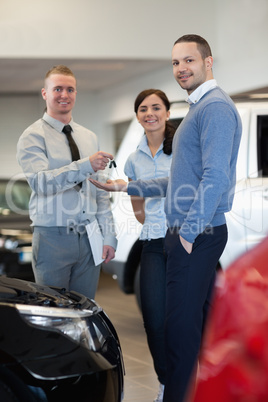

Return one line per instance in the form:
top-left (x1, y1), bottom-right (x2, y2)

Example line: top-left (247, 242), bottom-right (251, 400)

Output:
top-left (79, 157), bottom-right (95, 175)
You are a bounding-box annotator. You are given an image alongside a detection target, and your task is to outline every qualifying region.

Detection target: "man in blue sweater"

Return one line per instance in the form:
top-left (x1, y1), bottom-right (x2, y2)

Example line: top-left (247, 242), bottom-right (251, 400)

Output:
top-left (90, 34), bottom-right (242, 402)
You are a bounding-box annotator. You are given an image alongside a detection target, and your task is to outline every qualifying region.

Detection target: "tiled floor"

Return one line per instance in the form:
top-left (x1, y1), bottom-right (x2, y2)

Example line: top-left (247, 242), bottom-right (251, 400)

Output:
top-left (95, 271), bottom-right (159, 402)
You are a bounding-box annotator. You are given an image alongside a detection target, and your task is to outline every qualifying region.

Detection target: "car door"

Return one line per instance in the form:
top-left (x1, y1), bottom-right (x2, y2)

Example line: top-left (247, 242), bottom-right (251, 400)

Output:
top-left (220, 104), bottom-right (268, 269)
top-left (243, 107), bottom-right (268, 251)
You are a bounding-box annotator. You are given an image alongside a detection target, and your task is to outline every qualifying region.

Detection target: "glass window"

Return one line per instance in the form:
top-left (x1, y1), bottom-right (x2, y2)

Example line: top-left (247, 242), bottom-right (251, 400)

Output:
top-left (0, 180), bottom-right (31, 214)
top-left (257, 115), bottom-right (268, 177)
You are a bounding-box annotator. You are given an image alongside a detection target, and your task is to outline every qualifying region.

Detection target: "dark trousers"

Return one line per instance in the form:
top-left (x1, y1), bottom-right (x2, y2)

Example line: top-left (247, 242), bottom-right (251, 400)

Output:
top-left (163, 224), bottom-right (227, 402)
top-left (140, 238), bottom-right (167, 385)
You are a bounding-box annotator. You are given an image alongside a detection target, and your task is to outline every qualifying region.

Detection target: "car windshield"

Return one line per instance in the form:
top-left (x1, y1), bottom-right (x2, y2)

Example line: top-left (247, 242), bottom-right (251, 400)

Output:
top-left (0, 180), bottom-right (31, 214)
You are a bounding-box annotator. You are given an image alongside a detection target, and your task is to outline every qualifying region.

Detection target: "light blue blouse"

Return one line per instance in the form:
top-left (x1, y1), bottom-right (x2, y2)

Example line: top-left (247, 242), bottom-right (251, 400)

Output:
top-left (124, 134), bottom-right (172, 240)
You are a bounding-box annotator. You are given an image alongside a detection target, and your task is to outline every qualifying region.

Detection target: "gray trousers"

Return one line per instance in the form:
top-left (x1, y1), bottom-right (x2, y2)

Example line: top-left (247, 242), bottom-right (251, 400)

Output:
top-left (32, 226), bottom-right (101, 299)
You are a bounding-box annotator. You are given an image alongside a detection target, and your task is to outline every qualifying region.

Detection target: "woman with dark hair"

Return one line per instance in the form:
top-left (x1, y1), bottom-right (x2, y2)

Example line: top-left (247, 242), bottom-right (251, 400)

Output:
top-left (124, 89), bottom-right (175, 402)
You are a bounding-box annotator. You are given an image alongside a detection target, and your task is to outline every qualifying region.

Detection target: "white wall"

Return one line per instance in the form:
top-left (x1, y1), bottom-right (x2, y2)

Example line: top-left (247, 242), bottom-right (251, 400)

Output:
top-left (215, 0), bottom-right (268, 94)
top-left (0, 95), bottom-right (42, 178)
top-left (0, 0), bottom-right (216, 59)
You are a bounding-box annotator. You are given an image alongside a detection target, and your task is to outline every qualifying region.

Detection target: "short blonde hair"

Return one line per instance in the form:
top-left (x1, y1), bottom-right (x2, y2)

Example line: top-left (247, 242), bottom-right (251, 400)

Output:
top-left (45, 64), bottom-right (75, 79)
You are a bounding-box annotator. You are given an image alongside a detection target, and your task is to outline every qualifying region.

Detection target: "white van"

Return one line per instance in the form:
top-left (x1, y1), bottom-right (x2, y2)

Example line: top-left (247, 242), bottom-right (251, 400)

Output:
top-left (104, 94), bottom-right (268, 304)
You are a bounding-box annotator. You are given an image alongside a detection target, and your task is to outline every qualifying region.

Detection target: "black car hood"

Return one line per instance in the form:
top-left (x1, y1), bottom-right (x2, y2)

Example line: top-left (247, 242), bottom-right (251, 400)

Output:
top-left (0, 276), bottom-right (94, 310)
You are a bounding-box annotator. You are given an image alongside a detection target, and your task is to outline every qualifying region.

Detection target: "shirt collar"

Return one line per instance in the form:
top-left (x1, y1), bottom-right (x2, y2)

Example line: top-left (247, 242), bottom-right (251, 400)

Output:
top-left (43, 112), bottom-right (74, 133)
top-left (186, 79), bottom-right (218, 105)
top-left (138, 134), bottom-right (164, 154)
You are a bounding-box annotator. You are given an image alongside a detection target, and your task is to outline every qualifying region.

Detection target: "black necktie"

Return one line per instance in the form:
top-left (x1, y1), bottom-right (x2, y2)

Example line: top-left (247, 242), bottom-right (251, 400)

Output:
top-left (62, 125), bottom-right (82, 189)
top-left (62, 125), bottom-right (80, 161)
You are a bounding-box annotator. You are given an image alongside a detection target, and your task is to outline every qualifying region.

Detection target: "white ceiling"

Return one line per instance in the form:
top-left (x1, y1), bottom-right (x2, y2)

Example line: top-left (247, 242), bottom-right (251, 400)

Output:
top-left (0, 58), bottom-right (171, 94)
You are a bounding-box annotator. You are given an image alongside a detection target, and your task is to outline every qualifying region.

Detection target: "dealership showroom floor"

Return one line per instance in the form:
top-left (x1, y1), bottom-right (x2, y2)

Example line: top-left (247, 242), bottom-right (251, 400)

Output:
top-left (95, 270), bottom-right (159, 402)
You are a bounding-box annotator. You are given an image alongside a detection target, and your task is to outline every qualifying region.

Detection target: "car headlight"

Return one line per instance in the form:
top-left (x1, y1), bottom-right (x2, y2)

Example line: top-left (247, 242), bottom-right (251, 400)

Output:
top-left (16, 304), bottom-right (106, 352)
top-left (4, 238), bottom-right (19, 250)
top-left (0, 236), bottom-right (19, 250)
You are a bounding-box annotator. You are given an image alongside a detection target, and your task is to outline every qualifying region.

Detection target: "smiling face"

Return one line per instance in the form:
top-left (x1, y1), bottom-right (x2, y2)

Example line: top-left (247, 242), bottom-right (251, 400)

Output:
top-left (136, 93), bottom-right (170, 136)
top-left (41, 74), bottom-right (77, 123)
top-left (172, 42), bottom-right (213, 95)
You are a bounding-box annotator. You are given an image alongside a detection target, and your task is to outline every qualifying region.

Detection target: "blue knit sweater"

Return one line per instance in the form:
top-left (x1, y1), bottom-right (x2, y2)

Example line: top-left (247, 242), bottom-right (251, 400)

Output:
top-left (128, 87), bottom-right (242, 243)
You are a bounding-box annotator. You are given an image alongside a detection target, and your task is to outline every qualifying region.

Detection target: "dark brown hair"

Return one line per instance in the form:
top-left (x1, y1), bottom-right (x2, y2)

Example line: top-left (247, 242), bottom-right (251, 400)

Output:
top-left (174, 34), bottom-right (212, 59)
top-left (134, 89), bottom-right (175, 155)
